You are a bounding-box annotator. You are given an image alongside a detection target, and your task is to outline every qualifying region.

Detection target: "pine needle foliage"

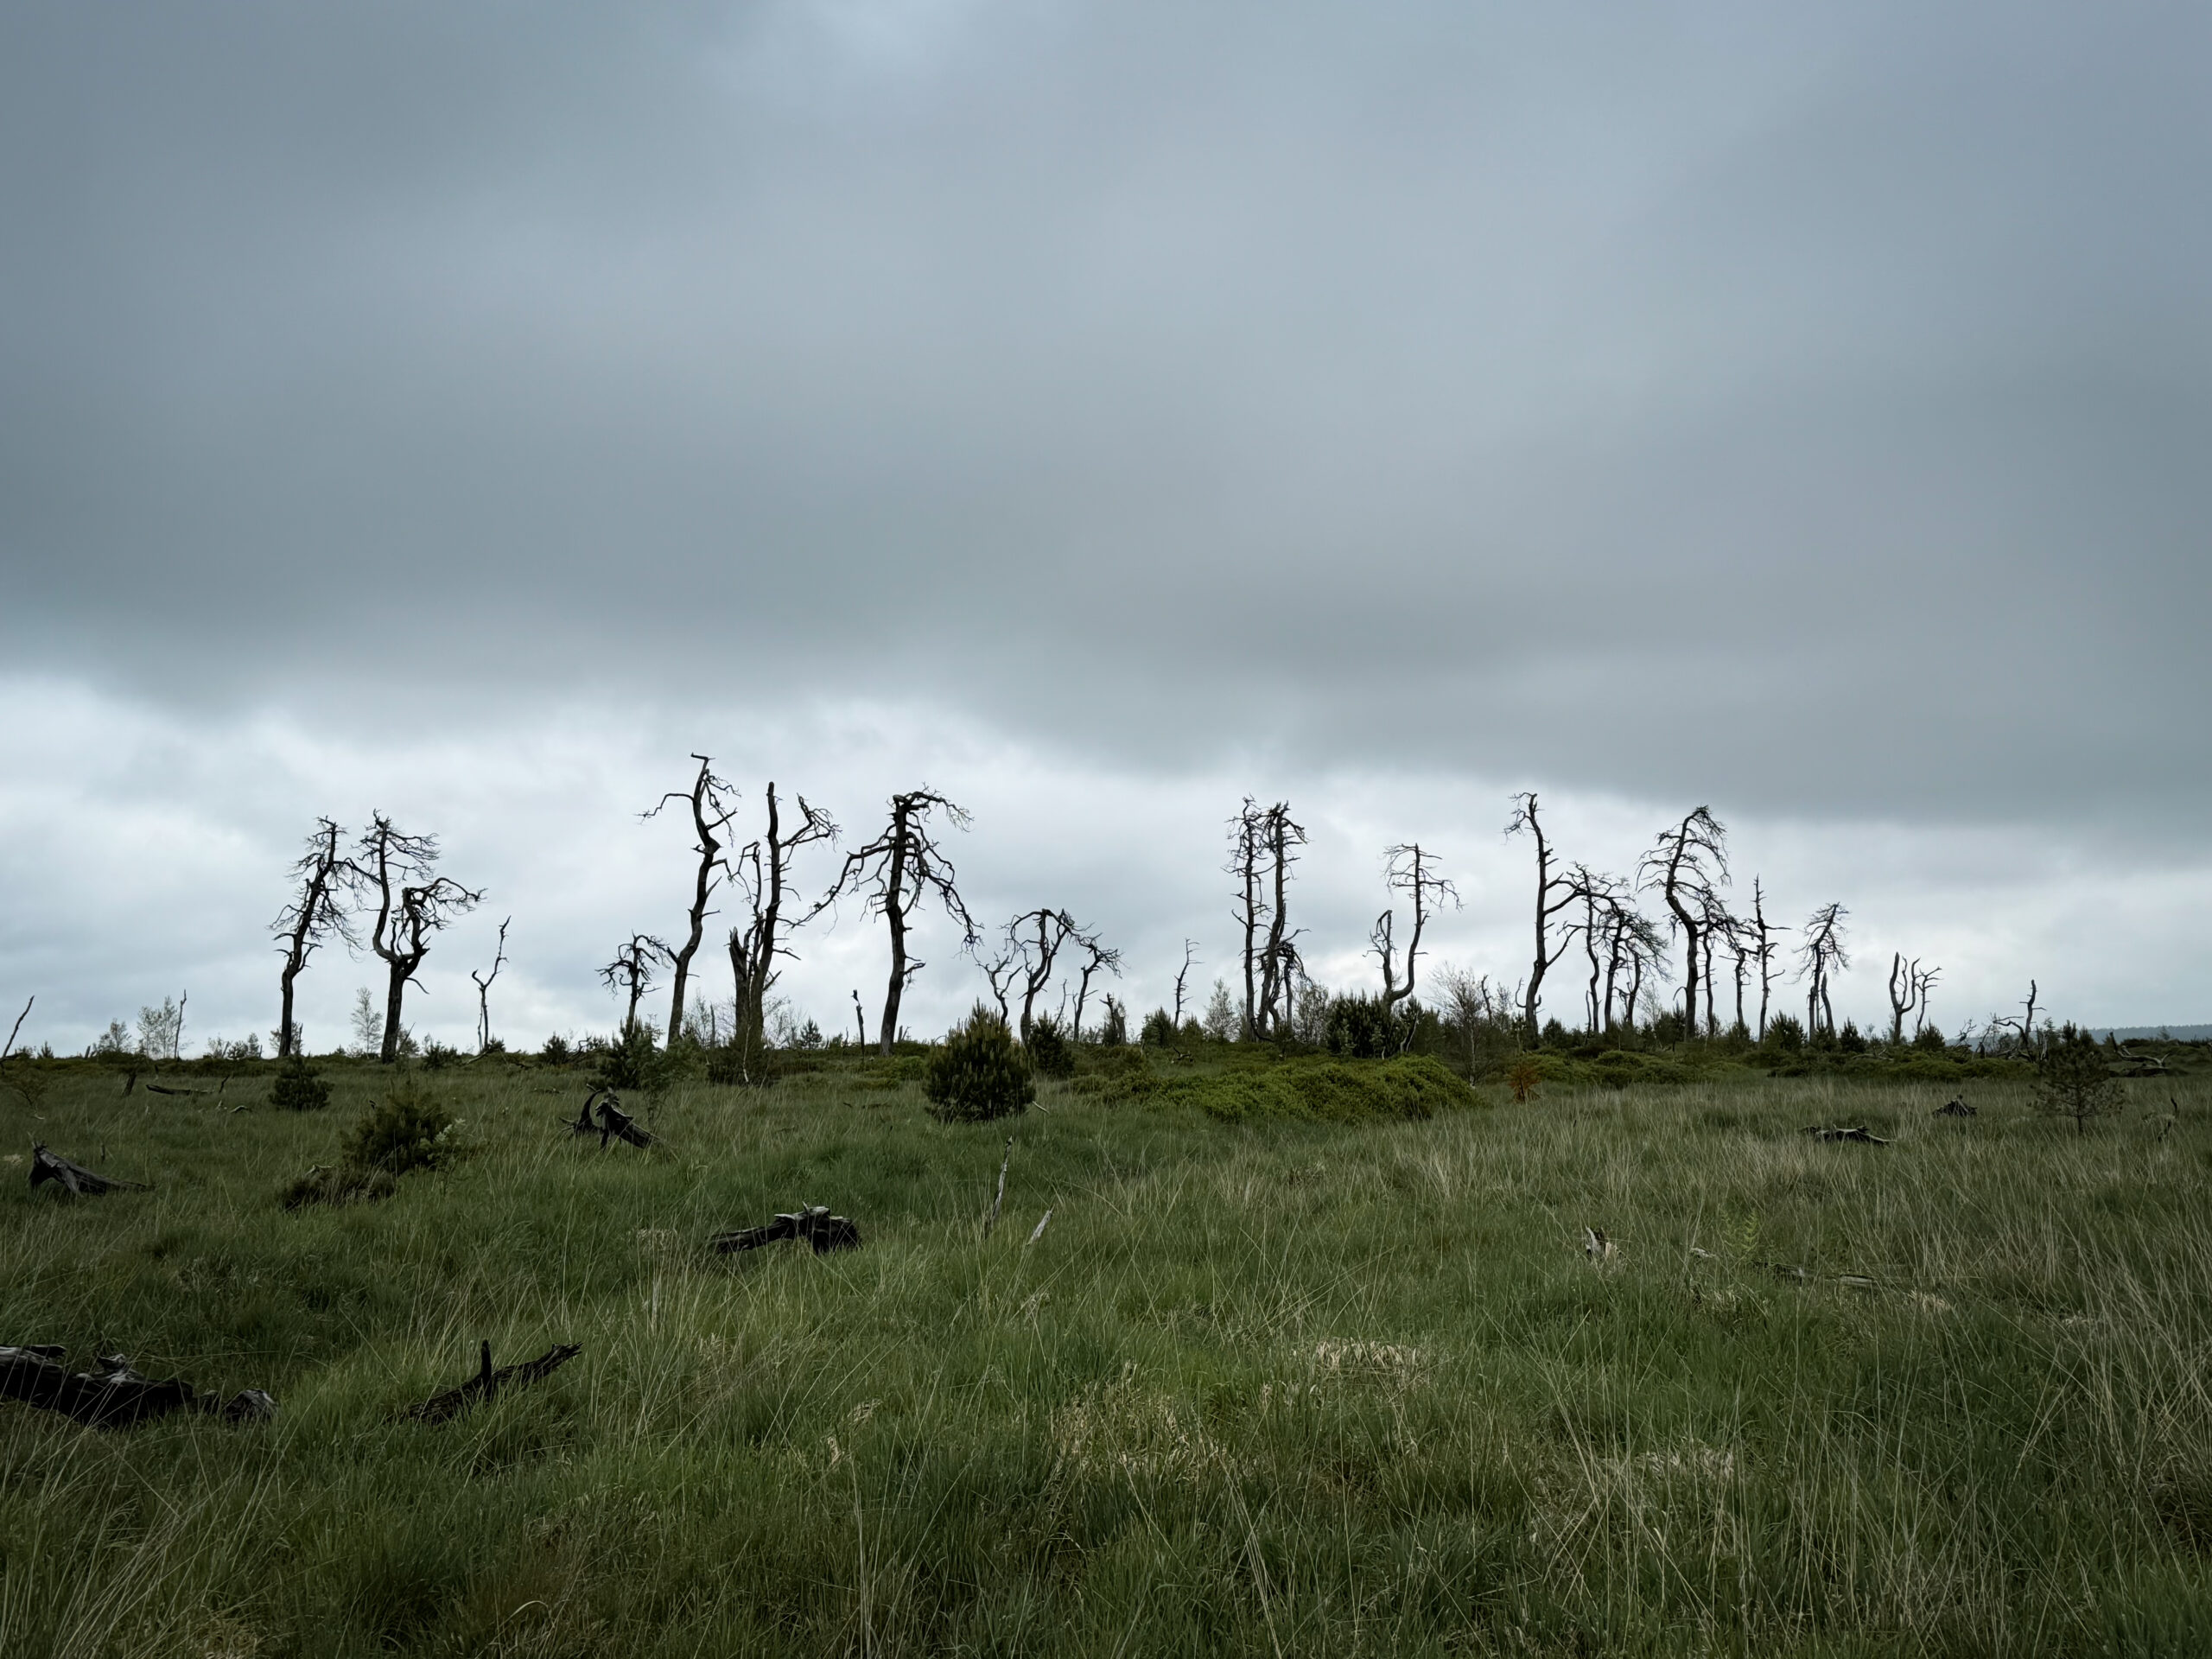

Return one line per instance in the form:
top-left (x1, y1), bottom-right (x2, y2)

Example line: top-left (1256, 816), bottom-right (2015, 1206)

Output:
top-left (924, 1004), bottom-right (1035, 1122)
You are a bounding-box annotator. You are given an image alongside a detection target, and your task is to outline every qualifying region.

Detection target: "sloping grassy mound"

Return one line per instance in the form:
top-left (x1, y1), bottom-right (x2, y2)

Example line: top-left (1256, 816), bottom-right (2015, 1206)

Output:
top-left (1153, 1054), bottom-right (1478, 1123)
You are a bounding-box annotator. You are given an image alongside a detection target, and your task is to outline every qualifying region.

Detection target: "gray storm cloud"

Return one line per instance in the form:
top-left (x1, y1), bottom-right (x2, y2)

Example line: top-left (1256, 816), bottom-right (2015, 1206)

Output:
top-left (1, 3), bottom-right (2207, 1044)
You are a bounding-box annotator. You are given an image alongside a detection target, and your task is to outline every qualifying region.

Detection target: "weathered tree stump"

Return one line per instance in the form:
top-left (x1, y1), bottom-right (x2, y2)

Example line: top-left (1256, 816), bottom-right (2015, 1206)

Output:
top-left (1934, 1096), bottom-right (1976, 1118)
top-left (710, 1206), bottom-right (861, 1256)
top-left (0, 1345), bottom-right (275, 1428)
top-left (29, 1144), bottom-right (148, 1196)
top-left (403, 1339), bottom-right (583, 1423)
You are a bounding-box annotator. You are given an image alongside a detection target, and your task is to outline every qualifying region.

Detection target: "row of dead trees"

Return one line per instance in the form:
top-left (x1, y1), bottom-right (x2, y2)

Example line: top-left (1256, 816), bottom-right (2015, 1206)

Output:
top-left (264, 768), bottom-right (1986, 1065)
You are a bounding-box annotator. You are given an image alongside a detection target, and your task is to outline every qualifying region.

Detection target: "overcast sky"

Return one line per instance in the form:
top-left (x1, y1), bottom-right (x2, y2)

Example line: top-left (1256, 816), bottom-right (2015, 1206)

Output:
top-left (3, 1), bottom-right (2207, 1053)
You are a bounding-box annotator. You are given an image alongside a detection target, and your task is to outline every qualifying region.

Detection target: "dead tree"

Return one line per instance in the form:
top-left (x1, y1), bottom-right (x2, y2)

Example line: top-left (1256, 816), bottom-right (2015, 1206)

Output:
top-left (1984, 980), bottom-right (2041, 1054)
top-left (814, 788), bottom-right (977, 1056)
top-left (710, 1205), bottom-right (861, 1255)
top-left (1885, 952), bottom-right (1942, 1045)
top-left (1796, 903), bottom-right (1850, 1036)
top-left (358, 816), bottom-right (483, 1064)
top-left (1173, 940), bottom-right (1198, 1027)
top-left (1228, 799), bottom-right (1268, 1039)
top-left (471, 917), bottom-right (510, 1053)
top-left (1375, 842), bottom-right (1459, 1018)
top-left (600, 934), bottom-right (671, 1036)
top-left (645, 756), bottom-right (740, 1048)
top-left (726, 782), bottom-right (838, 1073)
top-left (1001, 908), bottom-right (1077, 1039)
top-left (1561, 865), bottom-right (1628, 1035)
top-left (270, 817), bottom-right (357, 1059)
top-left (1507, 793), bottom-right (1582, 1042)
top-left (1696, 892), bottom-right (1737, 1038)
top-left (1747, 877), bottom-right (1783, 1040)
top-left (1638, 807), bottom-right (1729, 1039)
top-left (1255, 804), bottom-right (1307, 1039)
top-left (1069, 930), bottom-right (1122, 1039)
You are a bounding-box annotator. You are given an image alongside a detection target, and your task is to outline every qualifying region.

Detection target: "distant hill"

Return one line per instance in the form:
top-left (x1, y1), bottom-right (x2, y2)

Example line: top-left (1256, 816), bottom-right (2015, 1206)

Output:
top-left (2090, 1025), bottom-right (2212, 1042)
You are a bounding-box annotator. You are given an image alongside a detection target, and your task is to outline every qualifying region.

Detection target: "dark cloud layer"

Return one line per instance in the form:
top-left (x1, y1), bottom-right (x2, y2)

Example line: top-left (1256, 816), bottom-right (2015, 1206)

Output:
top-left (3, 3), bottom-right (2207, 818)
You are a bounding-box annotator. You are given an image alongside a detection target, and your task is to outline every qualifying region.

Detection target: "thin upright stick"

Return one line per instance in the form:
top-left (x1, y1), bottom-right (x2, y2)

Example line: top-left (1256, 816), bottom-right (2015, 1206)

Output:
top-left (984, 1137), bottom-right (1012, 1237)
top-left (0, 997), bottom-right (30, 1065)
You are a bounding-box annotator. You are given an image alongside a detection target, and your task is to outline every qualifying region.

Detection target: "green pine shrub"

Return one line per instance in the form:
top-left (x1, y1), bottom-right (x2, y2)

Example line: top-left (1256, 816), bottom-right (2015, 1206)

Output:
top-left (340, 1080), bottom-right (461, 1175)
top-left (924, 1006), bottom-right (1035, 1122)
top-left (1027, 1017), bottom-right (1076, 1079)
top-left (269, 1054), bottom-right (332, 1112)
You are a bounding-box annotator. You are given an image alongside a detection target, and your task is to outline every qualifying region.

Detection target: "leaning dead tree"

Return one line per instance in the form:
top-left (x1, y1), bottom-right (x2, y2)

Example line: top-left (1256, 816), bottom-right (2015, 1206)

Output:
top-left (1796, 903), bottom-right (1850, 1035)
top-left (725, 782), bottom-right (837, 1074)
top-left (600, 934), bottom-right (671, 1036)
top-left (1639, 806), bottom-right (1730, 1039)
top-left (358, 815), bottom-right (483, 1064)
top-left (1068, 929), bottom-right (1122, 1039)
top-left (814, 788), bottom-right (976, 1056)
top-left (1374, 842), bottom-right (1459, 1018)
top-left (645, 755), bottom-right (740, 1049)
top-left (471, 917), bottom-right (510, 1053)
top-left (1173, 940), bottom-right (1198, 1027)
top-left (270, 817), bottom-right (357, 1059)
top-left (1507, 792), bottom-right (1582, 1042)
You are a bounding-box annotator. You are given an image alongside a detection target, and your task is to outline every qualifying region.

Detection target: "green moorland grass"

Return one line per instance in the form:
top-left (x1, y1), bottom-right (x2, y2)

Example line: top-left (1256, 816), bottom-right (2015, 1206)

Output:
top-left (0, 1050), bottom-right (2208, 1657)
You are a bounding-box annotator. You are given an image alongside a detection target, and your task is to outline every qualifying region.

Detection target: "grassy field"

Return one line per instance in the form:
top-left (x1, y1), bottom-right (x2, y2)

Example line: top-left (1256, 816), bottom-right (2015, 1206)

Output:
top-left (1, 1048), bottom-right (2208, 1657)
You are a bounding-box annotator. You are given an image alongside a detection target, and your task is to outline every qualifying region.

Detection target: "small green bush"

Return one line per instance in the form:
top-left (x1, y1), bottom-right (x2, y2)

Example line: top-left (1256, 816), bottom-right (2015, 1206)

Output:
top-left (340, 1080), bottom-right (460, 1175)
top-left (1140, 1008), bottom-right (1177, 1046)
top-left (589, 1023), bottom-right (663, 1092)
top-left (269, 1054), bottom-right (331, 1112)
top-left (1027, 1017), bottom-right (1076, 1079)
top-left (924, 1006), bottom-right (1035, 1122)
top-left (1324, 994), bottom-right (1402, 1059)
top-left (280, 1164), bottom-right (397, 1210)
top-left (1764, 1014), bottom-right (1805, 1052)
top-left (2035, 1025), bottom-right (2124, 1135)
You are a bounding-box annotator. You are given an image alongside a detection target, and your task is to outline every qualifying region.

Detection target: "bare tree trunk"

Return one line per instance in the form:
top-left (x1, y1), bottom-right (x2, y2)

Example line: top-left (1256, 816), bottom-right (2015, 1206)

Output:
top-left (879, 808), bottom-right (912, 1056)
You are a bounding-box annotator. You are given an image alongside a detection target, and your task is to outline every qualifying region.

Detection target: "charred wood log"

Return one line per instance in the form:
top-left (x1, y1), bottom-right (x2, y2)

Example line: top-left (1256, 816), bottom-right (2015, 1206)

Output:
top-left (567, 1090), bottom-right (653, 1148)
top-left (1934, 1096), bottom-right (1976, 1118)
top-left (29, 1143), bottom-right (148, 1196)
top-left (1803, 1124), bottom-right (1891, 1145)
top-left (0, 1344), bottom-right (276, 1428)
top-left (710, 1205), bottom-right (861, 1256)
top-left (403, 1339), bottom-right (583, 1424)
top-left (143, 1083), bottom-right (208, 1096)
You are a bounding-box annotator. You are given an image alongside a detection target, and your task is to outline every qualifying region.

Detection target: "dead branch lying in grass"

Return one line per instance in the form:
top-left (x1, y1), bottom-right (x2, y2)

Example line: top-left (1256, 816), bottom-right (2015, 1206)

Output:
top-left (0, 1345), bottom-right (275, 1429)
top-left (566, 1089), bottom-right (653, 1148)
top-left (710, 1206), bottom-right (861, 1256)
top-left (1803, 1124), bottom-right (1891, 1145)
top-left (29, 1143), bottom-right (148, 1196)
top-left (403, 1339), bottom-right (583, 1424)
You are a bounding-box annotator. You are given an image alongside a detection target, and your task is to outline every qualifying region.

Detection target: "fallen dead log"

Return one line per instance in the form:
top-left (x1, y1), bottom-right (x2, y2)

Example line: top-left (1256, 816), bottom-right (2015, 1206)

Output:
top-left (1934, 1096), bottom-right (1976, 1118)
top-left (710, 1205), bottom-right (861, 1256)
top-left (567, 1089), bottom-right (652, 1148)
top-left (1803, 1125), bottom-right (1891, 1145)
top-left (143, 1083), bottom-right (208, 1097)
top-left (403, 1339), bottom-right (583, 1424)
top-left (30, 1143), bottom-right (148, 1195)
top-left (0, 1344), bottom-right (275, 1429)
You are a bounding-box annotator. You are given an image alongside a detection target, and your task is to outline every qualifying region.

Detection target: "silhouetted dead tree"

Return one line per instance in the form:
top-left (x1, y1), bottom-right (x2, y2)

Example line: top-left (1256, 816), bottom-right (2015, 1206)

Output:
top-left (645, 756), bottom-right (739, 1049)
top-left (726, 783), bottom-right (837, 1074)
top-left (1507, 793), bottom-right (1581, 1042)
top-left (358, 815), bottom-right (483, 1064)
top-left (1886, 952), bottom-right (1942, 1045)
top-left (1562, 867), bottom-right (1630, 1035)
top-left (471, 917), bottom-right (510, 1053)
top-left (1747, 877), bottom-right (1783, 1040)
top-left (600, 934), bottom-right (671, 1036)
top-left (1228, 799), bottom-right (1268, 1039)
top-left (1069, 931), bottom-right (1122, 1039)
top-left (1796, 903), bottom-right (1850, 1036)
top-left (1639, 807), bottom-right (1729, 1039)
top-left (1695, 892), bottom-right (1738, 1038)
top-left (1374, 842), bottom-right (1459, 1018)
top-left (1255, 804), bottom-right (1306, 1039)
top-left (815, 788), bottom-right (977, 1056)
top-left (271, 817), bottom-right (357, 1059)
top-left (1613, 908), bottom-right (1670, 1031)
top-left (1173, 940), bottom-right (1198, 1027)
